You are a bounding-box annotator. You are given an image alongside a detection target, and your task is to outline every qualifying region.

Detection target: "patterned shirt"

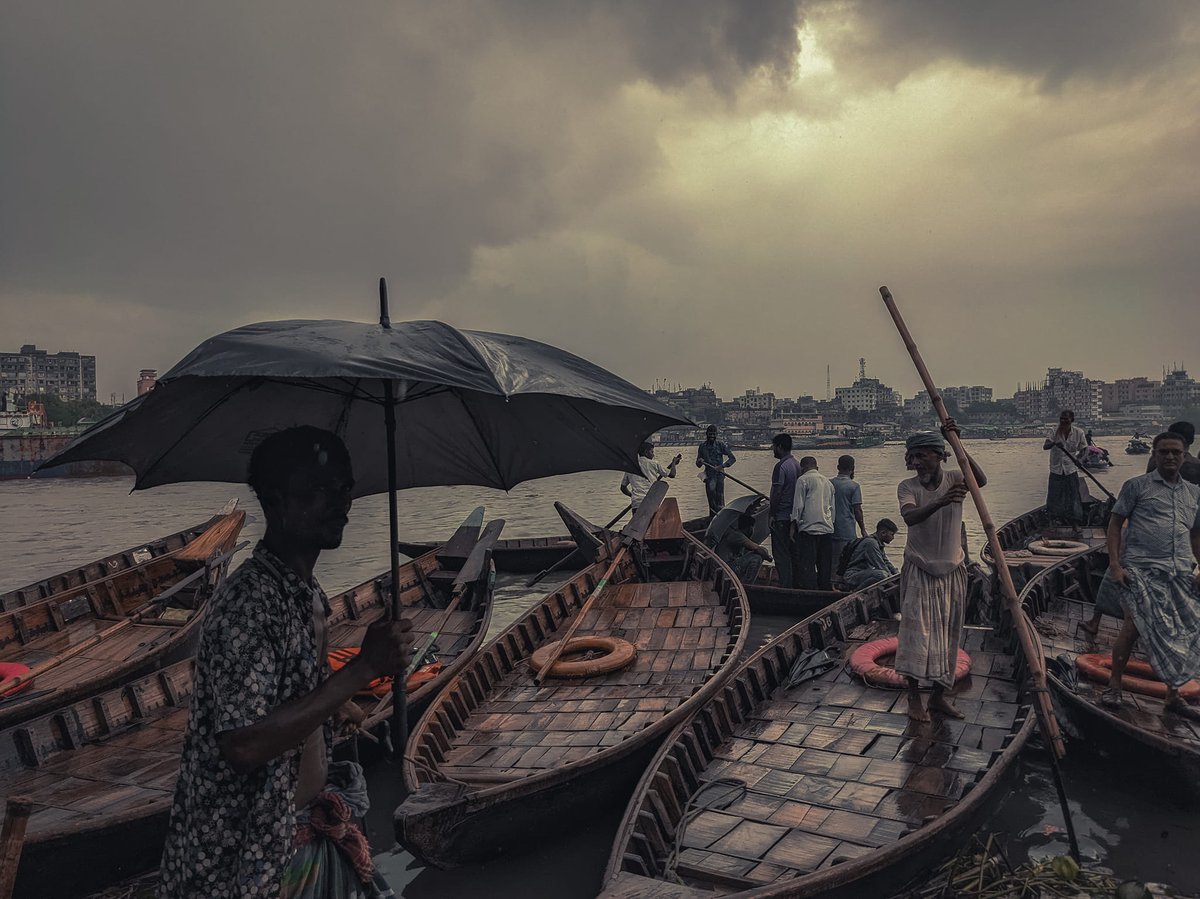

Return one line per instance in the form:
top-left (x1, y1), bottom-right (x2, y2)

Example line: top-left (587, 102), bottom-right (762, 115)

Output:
top-left (159, 543), bottom-right (331, 898)
top-left (1113, 470), bottom-right (1200, 574)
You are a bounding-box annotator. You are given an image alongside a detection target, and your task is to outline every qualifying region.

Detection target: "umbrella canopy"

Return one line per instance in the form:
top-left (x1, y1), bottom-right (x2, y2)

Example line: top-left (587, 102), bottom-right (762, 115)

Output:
top-left (40, 318), bottom-right (692, 494)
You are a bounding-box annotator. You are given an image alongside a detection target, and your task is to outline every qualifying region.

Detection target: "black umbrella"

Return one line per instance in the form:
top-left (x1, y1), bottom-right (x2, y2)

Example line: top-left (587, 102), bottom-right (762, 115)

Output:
top-left (41, 279), bottom-right (692, 753)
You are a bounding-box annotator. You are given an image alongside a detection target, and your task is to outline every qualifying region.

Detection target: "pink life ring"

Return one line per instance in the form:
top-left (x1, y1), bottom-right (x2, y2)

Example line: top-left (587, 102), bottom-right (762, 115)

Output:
top-left (849, 636), bottom-right (971, 688)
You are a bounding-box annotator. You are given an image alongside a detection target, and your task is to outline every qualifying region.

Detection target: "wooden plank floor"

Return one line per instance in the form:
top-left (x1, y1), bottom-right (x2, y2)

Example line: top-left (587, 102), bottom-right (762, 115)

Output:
top-left (438, 581), bottom-right (730, 780)
top-left (670, 619), bottom-right (1023, 888)
top-left (1039, 595), bottom-right (1200, 748)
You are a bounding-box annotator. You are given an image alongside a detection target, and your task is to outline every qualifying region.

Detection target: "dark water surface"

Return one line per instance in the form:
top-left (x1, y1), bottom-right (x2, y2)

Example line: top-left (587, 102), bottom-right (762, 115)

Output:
top-left (3, 439), bottom-right (1197, 895)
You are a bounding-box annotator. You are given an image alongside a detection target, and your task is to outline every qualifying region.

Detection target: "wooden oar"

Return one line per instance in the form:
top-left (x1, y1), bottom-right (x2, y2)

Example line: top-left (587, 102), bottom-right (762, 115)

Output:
top-left (367, 519), bottom-right (505, 721)
top-left (0, 796), bottom-right (32, 899)
top-left (533, 480), bottom-right (669, 685)
top-left (880, 285), bottom-right (1066, 760)
top-left (1053, 440), bottom-right (1117, 502)
top-left (701, 463), bottom-right (767, 499)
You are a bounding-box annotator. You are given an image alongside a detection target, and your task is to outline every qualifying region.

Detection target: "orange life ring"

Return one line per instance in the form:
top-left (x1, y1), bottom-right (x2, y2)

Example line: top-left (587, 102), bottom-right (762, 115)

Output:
top-left (529, 636), bottom-right (637, 679)
top-left (1075, 653), bottom-right (1200, 701)
top-left (0, 662), bottom-right (34, 697)
top-left (1028, 539), bottom-right (1089, 557)
top-left (849, 637), bottom-right (971, 689)
top-left (327, 647), bottom-right (444, 696)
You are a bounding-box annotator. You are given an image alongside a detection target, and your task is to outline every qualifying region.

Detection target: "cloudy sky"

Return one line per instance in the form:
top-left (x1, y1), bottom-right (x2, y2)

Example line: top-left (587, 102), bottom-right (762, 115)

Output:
top-left (3, 1), bottom-right (1199, 404)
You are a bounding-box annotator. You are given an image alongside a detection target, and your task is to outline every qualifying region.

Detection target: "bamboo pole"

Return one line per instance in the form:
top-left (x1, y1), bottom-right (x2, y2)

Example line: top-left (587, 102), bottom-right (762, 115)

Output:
top-left (879, 286), bottom-right (1065, 759)
top-left (701, 463), bottom-right (768, 499)
top-left (533, 546), bottom-right (628, 684)
top-left (0, 796), bottom-right (33, 899)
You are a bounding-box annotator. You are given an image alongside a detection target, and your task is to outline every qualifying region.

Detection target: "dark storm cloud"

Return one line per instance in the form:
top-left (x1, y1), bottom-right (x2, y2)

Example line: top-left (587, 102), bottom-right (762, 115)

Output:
top-left (822, 0), bottom-right (1194, 89)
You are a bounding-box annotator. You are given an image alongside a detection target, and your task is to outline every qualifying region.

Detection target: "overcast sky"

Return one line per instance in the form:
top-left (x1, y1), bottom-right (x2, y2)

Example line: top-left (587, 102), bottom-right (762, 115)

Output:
top-left (3, 1), bottom-right (1198, 404)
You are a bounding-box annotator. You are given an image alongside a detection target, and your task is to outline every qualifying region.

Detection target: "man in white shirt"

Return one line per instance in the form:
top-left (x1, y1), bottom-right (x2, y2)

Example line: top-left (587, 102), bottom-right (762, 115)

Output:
top-left (620, 441), bottom-right (681, 510)
top-left (1042, 409), bottom-right (1088, 528)
top-left (791, 456), bottom-right (835, 590)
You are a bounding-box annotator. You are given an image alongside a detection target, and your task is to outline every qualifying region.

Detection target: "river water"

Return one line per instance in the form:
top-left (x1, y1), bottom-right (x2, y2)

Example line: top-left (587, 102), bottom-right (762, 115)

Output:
top-left (3, 438), bottom-right (1197, 895)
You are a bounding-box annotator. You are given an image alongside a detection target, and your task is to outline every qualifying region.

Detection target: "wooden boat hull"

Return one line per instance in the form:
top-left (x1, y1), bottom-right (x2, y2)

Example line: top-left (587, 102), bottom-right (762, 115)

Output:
top-left (1, 534), bottom-right (498, 899)
top-left (0, 509), bottom-right (247, 728)
top-left (600, 570), bottom-right (1034, 898)
top-left (1020, 547), bottom-right (1200, 795)
top-left (396, 524), bottom-right (750, 869)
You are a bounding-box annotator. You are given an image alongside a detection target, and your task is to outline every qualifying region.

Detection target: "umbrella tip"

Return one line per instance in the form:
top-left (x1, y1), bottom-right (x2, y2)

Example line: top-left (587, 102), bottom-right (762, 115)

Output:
top-left (379, 277), bottom-right (391, 329)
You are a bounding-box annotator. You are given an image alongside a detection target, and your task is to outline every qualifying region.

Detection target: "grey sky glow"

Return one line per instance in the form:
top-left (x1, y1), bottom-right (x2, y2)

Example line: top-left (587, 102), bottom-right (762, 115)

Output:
top-left (3, 1), bottom-right (1198, 403)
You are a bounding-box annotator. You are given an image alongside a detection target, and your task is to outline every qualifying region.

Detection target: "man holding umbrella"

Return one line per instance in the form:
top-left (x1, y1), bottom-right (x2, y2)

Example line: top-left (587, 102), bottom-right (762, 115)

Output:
top-left (159, 428), bottom-right (412, 899)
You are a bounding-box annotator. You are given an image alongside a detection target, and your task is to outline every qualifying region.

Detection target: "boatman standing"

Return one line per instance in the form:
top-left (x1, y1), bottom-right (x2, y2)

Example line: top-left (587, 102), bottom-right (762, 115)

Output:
top-left (159, 427), bottom-right (412, 899)
top-left (769, 433), bottom-right (803, 588)
top-left (831, 454), bottom-right (868, 568)
top-left (620, 441), bottom-right (681, 511)
top-left (1043, 409), bottom-right (1088, 529)
top-left (695, 425), bottom-right (736, 518)
top-left (895, 424), bottom-right (987, 722)
top-left (1101, 430), bottom-right (1200, 721)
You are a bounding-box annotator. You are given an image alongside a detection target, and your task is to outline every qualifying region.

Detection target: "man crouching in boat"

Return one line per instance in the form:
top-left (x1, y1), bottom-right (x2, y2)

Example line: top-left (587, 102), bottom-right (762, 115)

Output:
top-left (159, 427), bottom-right (412, 899)
top-left (1101, 431), bottom-right (1200, 720)
top-left (895, 425), bottom-right (987, 722)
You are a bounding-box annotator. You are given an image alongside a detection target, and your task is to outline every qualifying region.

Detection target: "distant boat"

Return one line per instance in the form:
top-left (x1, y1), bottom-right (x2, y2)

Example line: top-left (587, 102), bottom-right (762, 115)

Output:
top-left (1125, 437), bottom-right (1151, 455)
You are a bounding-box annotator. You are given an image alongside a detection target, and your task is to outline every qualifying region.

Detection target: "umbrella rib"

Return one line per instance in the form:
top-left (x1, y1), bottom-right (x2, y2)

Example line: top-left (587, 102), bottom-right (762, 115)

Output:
top-left (134, 379), bottom-right (249, 489)
top-left (453, 392), bottom-right (509, 489)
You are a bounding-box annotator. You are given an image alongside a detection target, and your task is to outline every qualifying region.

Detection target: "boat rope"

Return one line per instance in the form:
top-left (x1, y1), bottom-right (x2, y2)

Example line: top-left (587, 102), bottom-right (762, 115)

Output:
top-left (661, 778), bottom-right (747, 884)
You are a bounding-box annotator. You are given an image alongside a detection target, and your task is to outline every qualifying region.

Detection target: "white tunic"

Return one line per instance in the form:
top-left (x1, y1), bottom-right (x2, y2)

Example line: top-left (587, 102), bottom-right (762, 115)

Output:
top-left (897, 469), bottom-right (965, 576)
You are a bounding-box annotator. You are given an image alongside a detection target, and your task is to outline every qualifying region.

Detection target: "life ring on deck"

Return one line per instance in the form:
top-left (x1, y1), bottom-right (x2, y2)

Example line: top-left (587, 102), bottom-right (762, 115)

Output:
top-left (0, 662), bottom-right (34, 697)
top-left (1075, 654), bottom-right (1200, 701)
top-left (530, 636), bottom-right (637, 679)
top-left (849, 637), bottom-right (971, 689)
top-left (1028, 539), bottom-right (1090, 557)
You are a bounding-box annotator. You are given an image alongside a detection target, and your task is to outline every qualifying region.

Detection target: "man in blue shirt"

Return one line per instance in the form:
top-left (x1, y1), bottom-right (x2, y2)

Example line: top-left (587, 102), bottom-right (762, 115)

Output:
top-left (831, 454), bottom-right (867, 568)
top-left (695, 425), bottom-right (736, 518)
top-left (1101, 431), bottom-right (1200, 720)
top-left (769, 433), bottom-right (802, 588)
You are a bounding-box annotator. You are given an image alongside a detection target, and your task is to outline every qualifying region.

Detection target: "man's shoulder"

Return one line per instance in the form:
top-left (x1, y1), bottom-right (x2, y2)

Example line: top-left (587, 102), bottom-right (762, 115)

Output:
top-left (215, 556), bottom-right (288, 604)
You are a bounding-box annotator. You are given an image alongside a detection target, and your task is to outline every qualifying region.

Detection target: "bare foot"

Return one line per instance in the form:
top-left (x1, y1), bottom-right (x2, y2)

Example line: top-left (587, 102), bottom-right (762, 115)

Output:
top-left (1165, 698), bottom-right (1200, 722)
top-left (1078, 618), bottom-right (1100, 637)
top-left (1099, 687), bottom-right (1123, 709)
top-left (928, 695), bottom-right (966, 719)
top-left (907, 695), bottom-right (930, 722)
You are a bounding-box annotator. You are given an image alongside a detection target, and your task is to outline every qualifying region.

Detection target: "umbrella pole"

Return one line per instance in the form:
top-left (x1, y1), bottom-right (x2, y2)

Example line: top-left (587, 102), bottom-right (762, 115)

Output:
top-left (380, 279), bottom-right (409, 771)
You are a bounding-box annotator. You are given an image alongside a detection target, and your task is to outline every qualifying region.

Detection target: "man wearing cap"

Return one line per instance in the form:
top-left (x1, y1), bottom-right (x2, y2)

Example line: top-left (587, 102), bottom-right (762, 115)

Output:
top-left (895, 422), bottom-right (987, 722)
top-left (160, 427), bottom-right (412, 899)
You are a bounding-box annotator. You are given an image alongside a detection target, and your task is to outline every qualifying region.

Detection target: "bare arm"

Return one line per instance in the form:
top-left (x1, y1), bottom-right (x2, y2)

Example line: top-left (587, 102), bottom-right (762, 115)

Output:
top-left (900, 489), bottom-right (960, 528)
top-left (853, 503), bottom-right (866, 537)
top-left (218, 618), bottom-right (410, 774)
top-left (667, 454), bottom-right (681, 478)
top-left (965, 454), bottom-right (987, 488)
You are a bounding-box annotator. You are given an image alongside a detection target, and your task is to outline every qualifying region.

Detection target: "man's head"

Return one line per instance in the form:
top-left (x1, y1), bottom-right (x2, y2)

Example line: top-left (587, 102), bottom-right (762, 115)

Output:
top-left (904, 432), bottom-right (947, 482)
top-left (875, 518), bottom-right (898, 544)
top-left (837, 454), bottom-right (855, 476)
top-left (799, 455), bottom-right (818, 473)
top-left (248, 427), bottom-right (354, 551)
top-left (736, 512), bottom-right (756, 535)
top-left (639, 440), bottom-right (655, 459)
top-left (705, 425), bottom-right (718, 443)
top-left (1167, 420), bottom-right (1196, 449)
top-left (1059, 410), bottom-right (1075, 427)
top-left (1152, 431), bottom-right (1188, 479)
top-left (771, 433), bottom-right (793, 459)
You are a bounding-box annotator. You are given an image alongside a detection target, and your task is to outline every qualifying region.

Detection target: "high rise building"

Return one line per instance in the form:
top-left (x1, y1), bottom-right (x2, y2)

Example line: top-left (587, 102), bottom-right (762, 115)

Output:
top-left (1044, 368), bottom-right (1101, 419)
top-left (1161, 368), bottom-right (1198, 412)
top-left (0, 344), bottom-right (97, 402)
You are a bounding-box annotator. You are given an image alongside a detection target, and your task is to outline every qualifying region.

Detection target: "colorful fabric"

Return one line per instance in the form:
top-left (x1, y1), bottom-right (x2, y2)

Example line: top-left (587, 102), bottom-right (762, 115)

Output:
top-left (281, 762), bottom-right (393, 899)
top-left (1117, 567), bottom-right (1200, 689)
top-left (160, 543), bottom-right (332, 899)
top-left (1046, 471), bottom-right (1083, 525)
top-left (1113, 471), bottom-right (1200, 574)
top-left (895, 562), bottom-right (967, 689)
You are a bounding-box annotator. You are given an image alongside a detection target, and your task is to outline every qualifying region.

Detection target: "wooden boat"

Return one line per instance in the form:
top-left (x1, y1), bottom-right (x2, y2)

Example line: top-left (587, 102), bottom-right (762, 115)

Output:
top-left (1125, 437), bottom-right (1151, 455)
top-left (600, 568), bottom-right (1035, 898)
top-left (0, 514), bottom-right (500, 899)
top-left (0, 503), bottom-right (241, 613)
top-left (1021, 546), bottom-right (1200, 793)
top-left (395, 498), bottom-right (750, 869)
top-left (0, 508), bottom-right (247, 728)
top-left (979, 504), bottom-right (1110, 592)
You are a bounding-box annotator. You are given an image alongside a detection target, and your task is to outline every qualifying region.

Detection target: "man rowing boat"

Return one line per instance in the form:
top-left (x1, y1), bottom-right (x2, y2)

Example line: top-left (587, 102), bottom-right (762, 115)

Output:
top-left (895, 424), bottom-right (988, 722)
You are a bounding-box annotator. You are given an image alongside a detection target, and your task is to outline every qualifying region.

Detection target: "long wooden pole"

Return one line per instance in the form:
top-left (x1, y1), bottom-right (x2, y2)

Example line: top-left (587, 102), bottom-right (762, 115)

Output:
top-left (533, 545), bottom-right (628, 684)
top-left (0, 796), bottom-right (32, 899)
top-left (879, 286), bottom-right (1065, 759)
top-left (701, 463), bottom-right (767, 499)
